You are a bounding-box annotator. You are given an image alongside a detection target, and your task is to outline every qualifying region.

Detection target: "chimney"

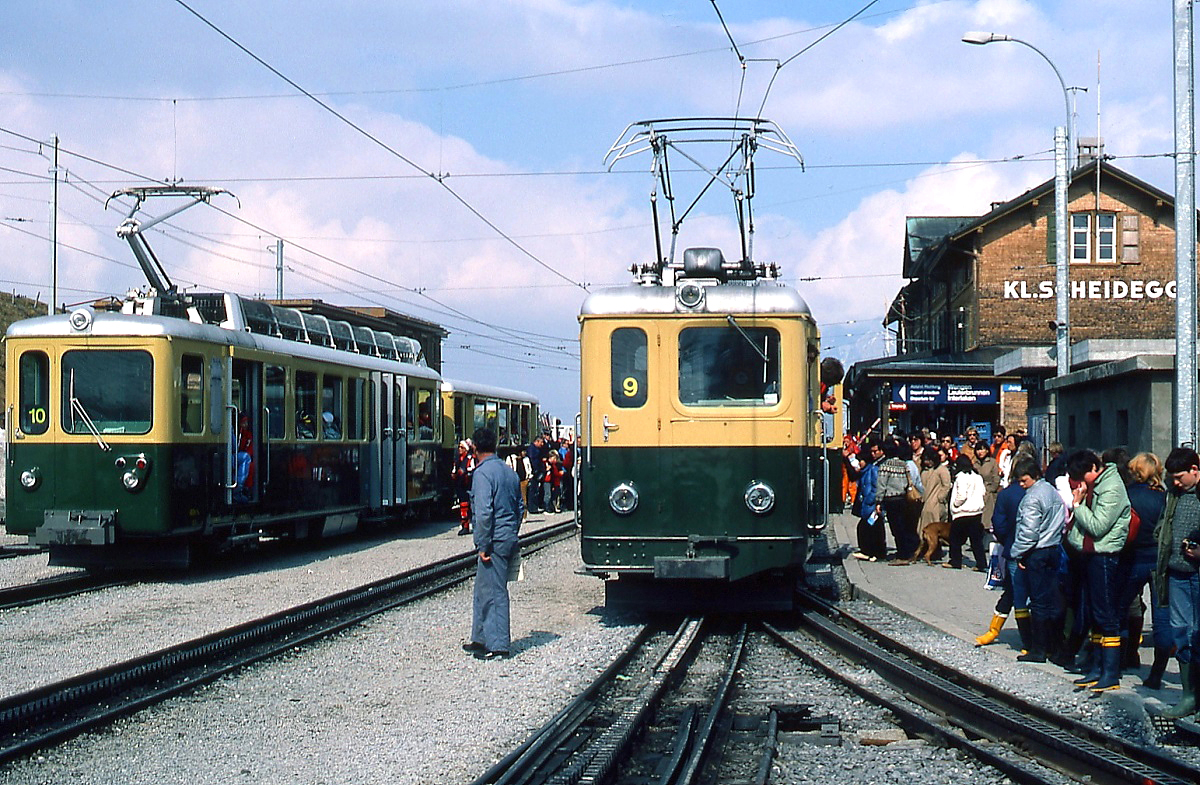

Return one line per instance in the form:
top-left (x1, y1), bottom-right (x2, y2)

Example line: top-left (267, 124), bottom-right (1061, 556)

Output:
top-left (1077, 137), bottom-right (1104, 166)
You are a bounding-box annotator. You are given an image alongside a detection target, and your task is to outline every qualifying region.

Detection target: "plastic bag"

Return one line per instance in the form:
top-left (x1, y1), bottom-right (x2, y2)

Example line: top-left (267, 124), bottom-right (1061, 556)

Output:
top-left (984, 542), bottom-right (1006, 590)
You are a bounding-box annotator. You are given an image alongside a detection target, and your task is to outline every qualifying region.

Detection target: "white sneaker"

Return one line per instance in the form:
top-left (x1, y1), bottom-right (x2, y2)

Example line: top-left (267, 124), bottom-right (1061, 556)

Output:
top-left (852, 552), bottom-right (871, 561)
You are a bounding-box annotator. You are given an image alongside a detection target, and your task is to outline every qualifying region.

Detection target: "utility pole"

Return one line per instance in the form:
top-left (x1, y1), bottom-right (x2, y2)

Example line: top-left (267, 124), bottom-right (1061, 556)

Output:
top-left (48, 135), bottom-right (59, 316)
top-left (275, 239), bottom-right (284, 299)
top-left (1175, 0), bottom-right (1197, 447)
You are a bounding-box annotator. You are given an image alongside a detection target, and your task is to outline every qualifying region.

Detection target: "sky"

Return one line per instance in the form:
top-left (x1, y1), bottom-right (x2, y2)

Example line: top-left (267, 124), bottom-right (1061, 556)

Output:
top-left (0, 0), bottom-right (1187, 422)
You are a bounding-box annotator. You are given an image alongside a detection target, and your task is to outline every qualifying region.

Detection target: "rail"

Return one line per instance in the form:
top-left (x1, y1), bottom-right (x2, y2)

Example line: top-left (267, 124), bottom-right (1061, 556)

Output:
top-left (0, 520), bottom-right (577, 764)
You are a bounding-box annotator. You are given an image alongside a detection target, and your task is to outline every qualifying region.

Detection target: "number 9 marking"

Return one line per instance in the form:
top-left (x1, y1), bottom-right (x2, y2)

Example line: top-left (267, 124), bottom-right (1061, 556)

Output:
top-left (622, 377), bottom-right (639, 397)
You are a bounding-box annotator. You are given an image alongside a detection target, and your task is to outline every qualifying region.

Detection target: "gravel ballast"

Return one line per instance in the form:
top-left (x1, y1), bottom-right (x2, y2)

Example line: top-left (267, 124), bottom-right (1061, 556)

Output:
top-left (0, 516), bottom-right (643, 784)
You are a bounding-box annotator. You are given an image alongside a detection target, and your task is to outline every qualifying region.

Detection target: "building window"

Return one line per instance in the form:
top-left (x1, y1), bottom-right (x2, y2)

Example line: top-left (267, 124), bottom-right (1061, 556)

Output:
top-left (1071, 214), bottom-right (1090, 261)
top-left (1071, 212), bottom-right (1118, 263)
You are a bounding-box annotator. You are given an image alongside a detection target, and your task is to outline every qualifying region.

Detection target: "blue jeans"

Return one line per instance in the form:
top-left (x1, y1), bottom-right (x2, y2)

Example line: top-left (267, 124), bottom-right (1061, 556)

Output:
top-left (1023, 546), bottom-right (1061, 621)
top-left (1083, 552), bottom-right (1123, 637)
top-left (1002, 557), bottom-right (1029, 612)
top-left (1120, 546), bottom-right (1172, 649)
top-left (1167, 571), bottom-right (1200, 664)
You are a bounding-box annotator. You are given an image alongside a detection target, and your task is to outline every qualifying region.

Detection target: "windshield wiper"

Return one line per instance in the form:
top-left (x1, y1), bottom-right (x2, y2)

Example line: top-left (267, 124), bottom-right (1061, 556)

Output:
top-left (725, 315), bottom-right (770, 363)
top-left (68, 370), bottom-right (111, 452)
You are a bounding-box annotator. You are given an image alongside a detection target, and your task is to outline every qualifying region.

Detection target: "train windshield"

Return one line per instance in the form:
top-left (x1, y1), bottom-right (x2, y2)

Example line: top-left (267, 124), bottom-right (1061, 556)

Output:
top-left (678, 326), bottom-right (780, 407)
top-left (61, 350), bottom-right (154, 435)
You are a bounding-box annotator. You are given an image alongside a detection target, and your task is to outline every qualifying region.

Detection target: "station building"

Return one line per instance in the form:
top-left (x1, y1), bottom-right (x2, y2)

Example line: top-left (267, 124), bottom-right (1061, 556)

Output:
top-left (846, 152), bottom-right (1189, 455)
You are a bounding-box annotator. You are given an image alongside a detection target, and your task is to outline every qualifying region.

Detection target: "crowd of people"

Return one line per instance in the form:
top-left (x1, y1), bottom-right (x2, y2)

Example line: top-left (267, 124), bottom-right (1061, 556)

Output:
top-left (843, 426), bottom-right (1200, 714)
top-left (452, 431), bottom-right (577, 536)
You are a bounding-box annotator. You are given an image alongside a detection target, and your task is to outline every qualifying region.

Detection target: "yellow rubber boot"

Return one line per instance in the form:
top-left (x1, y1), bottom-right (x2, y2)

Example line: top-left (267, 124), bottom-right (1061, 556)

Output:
top-left (975, 613), bottom-right (1007, 646)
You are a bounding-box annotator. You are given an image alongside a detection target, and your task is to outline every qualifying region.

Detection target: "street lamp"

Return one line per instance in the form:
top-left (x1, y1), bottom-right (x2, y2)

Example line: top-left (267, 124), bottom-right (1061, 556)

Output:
top-left (963, 31), bottom-right (1073, 439)
top-left (961, 32), bottom-right (1073, 168)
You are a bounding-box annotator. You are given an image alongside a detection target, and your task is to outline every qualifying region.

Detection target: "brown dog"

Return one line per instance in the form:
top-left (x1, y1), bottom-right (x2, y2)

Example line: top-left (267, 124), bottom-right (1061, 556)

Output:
top-left (913, 521), bottom-right (951, 565)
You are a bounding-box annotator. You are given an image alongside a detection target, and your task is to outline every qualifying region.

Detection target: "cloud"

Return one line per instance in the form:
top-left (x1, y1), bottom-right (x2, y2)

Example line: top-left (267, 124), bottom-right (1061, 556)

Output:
top-left (793, 155), bottom-right (1041, 328)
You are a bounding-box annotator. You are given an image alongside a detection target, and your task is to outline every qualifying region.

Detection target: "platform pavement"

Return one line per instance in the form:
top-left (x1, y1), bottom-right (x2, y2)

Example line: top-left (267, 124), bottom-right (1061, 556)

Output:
top-left (829, 511), bottom-right (1188, 721)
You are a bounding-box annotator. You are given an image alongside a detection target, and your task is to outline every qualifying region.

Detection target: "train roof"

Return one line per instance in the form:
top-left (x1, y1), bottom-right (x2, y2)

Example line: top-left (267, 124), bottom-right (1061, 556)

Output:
top-left (6, 307), bottom-right (441, 381)
top-left (440, 378), bottom-right (539, 405)
top-left (579, 279), bottom-right (812, 318)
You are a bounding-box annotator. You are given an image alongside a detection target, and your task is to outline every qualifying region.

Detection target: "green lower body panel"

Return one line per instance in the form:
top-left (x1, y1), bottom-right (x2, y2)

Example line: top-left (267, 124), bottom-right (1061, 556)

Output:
top-left (579, 445), bottom-right (835, 582)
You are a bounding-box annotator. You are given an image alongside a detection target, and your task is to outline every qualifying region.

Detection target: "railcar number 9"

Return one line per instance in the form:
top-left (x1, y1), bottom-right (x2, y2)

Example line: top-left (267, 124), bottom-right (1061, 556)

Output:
top-left (622, 377), bottom-right (639, 397)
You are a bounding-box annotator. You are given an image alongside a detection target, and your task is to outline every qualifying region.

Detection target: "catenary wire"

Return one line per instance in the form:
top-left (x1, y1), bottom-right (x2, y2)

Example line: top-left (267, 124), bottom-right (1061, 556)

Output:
top-left (170, 0), bottom-right (586, 294)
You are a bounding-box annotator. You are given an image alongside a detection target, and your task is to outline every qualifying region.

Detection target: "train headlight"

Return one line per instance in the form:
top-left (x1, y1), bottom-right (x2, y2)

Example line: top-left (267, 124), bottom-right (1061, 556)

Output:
top-left (122, 470), bottom-right (142, 491)
top-left (68, 307), bottom-right (94, 332)
top-left (19, 467), bottom-right (41, 490)
top-left (677, 282), bottom-right (704, 309)
top-left (609, 482), bottom-right (639, 515)
top-left (744, 481), bottom-right (775, 515)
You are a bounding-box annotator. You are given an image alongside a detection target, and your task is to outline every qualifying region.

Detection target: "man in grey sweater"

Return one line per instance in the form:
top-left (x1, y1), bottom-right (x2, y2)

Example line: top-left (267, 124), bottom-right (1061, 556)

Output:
top-left (1010, 457), bottom-right (1067, 663)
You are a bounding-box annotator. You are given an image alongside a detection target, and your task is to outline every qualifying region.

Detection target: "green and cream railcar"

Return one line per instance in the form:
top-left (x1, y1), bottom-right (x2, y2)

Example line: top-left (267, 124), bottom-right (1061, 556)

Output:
top-left (578, 247), bottom-right (833, 609)
top-left (439, 379), bottom-right (539, 452)
top-left (4, 293), bottom-right (444, 568)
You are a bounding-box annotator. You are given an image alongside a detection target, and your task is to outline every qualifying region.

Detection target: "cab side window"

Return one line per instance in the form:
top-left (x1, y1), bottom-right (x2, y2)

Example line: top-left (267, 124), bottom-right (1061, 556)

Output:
top-left (611, 327), bottom-right (647, 408)
top-left (19, 351), bottom-right (50, 435)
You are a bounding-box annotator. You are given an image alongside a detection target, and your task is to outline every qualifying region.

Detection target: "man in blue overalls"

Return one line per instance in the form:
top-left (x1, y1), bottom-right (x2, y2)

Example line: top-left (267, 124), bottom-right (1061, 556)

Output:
top-left (462, 427), bottom-right (524, 660)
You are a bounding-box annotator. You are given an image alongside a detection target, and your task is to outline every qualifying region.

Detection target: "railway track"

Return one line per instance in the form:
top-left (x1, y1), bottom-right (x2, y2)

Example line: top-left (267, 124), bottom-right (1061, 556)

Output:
top-left (474, 619), bottom-right (801, 785)
top-left (477, 589), bottom-right (1200, 785)
top-left (781, 589), bottom-right (1200, 785)
top-left (0, 572), bottom-right (133, 611)
top-left (0, 519), bottom-right (576, 765)
top-left (0, 544), bottom-right (44, 560)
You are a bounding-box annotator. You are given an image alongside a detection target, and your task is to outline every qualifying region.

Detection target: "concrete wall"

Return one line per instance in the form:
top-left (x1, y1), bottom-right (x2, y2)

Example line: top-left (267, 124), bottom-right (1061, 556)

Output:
top-left (1055, 366), bottom-right (1175, 458)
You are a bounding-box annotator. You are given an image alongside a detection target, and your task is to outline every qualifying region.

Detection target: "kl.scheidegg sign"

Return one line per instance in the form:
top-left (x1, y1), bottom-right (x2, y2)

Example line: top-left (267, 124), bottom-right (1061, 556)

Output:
top-left (1003, 279), bottom-right (1177, 300)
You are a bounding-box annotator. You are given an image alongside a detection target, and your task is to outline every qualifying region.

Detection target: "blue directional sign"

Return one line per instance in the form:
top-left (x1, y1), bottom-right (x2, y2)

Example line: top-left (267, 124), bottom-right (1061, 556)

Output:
top-left (892, 381), bottom-right (998, 405)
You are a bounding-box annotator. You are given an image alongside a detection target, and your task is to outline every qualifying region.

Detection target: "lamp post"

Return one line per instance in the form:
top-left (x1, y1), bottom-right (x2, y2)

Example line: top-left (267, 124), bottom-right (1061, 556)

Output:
top-left (963, 31), bottom-right (1073, 446)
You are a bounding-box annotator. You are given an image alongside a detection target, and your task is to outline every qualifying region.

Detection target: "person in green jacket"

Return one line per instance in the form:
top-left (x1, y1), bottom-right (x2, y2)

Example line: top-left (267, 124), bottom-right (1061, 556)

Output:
top-left (1066, 450), bottom-right (1131, 692)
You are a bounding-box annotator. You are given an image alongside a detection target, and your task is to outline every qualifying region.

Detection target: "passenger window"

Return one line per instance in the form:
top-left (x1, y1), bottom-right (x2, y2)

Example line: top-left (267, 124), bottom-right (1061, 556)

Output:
top-left (296, 371), bottom-right (317, 439)
top-left (322, 376), bottom-right (343, 439)
top-left (454, 395), bottom-right (466, 443)
top-left (414, 387), bottom-right (434, 441)
top-left (485, 399), bottom-right (498, 435)
top-left (265, 365), bottom-right (285, 439)
top-left (180, 354), bottom-right (204, 434)
top-left (498, 405), bottom-right (510, 445)
top-left (474, 400), bottom-right (486, 434)
top-left (19, 350), bottom-right (50, 435)
top-left (611, 328), bottom-right (647, 408)
top-left (347, 378), bottom-right (365, 440)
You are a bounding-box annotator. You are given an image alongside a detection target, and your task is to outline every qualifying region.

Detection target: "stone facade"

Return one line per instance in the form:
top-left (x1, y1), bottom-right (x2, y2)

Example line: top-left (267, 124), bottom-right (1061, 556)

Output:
top-left (896, 161), bottom-right (1184, 357)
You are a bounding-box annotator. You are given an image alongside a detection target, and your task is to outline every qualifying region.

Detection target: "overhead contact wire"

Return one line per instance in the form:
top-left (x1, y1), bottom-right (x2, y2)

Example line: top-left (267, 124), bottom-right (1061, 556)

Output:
top-left (170, 0), bottom-right (587, 293)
